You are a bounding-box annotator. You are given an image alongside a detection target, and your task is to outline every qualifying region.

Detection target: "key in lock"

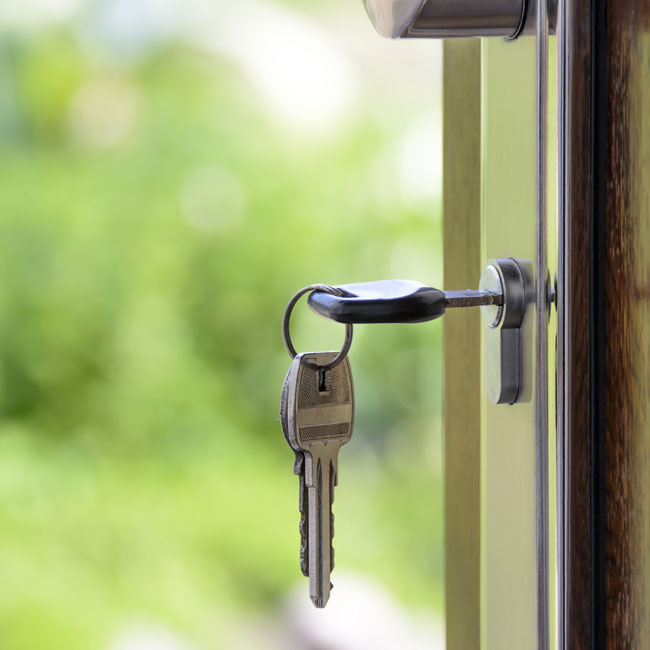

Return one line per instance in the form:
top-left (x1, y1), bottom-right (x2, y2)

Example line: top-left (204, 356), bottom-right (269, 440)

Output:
top-left (308, 258), bottom-right (534, 405)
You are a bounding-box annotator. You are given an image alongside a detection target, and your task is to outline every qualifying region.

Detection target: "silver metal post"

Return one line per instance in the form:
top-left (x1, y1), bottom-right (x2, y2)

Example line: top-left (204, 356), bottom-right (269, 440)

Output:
top-left (535, 0), bottom-right (550, 647)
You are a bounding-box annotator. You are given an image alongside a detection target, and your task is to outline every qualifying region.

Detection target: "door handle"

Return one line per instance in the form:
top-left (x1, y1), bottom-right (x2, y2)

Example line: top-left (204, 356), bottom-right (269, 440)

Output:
top-left (362, 0), bottom-right (529, 39)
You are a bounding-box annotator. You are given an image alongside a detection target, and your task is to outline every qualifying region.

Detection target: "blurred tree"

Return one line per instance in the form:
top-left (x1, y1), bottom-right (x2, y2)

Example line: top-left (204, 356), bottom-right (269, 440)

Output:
top-left (0, 3), bottom-right (444, 647)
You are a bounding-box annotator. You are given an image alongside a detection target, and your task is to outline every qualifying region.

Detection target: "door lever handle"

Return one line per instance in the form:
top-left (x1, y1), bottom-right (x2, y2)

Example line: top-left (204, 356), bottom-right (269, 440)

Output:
top-left (307, 279), bottom-right (502, 324)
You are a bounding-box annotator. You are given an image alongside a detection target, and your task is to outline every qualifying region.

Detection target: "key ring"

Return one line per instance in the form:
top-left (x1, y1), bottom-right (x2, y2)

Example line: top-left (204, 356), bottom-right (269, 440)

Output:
top-left (282, 284), bottom-right (353, 371)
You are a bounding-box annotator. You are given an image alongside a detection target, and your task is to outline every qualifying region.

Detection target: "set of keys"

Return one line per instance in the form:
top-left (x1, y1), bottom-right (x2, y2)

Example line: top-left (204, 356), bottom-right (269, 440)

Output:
top-left (280, 285), bottom-right (355, 609)
top-left (280, 279), bottom-right (504, 608)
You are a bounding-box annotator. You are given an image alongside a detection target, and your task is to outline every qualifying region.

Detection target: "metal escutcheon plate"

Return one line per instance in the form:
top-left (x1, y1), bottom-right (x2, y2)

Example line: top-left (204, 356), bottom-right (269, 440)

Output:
top-left (479, 258), bottom-right (532, 405)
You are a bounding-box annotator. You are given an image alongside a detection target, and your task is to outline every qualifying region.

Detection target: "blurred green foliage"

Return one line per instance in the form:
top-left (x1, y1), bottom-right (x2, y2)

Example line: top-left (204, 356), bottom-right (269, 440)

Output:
top-left (0, 4), bottom-right (443, 648)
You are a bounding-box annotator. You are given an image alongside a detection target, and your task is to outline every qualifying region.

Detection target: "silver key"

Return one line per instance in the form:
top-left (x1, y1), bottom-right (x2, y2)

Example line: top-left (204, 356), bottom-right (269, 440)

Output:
top-left (280, 370), bottom-right (310, 577)
top-left (282, 351), bottom-right (354, 608)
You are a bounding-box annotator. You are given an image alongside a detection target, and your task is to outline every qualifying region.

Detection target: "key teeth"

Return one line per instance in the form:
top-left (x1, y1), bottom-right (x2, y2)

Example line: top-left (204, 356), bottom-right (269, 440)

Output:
top-left (330, 462), bottom-right (336, 570)
top-left (298, 460), bottom-right (310, 577)
top-left (293, 454), bottom-right (303, 476)
top-left (331, 512), bottom-right (335, 570)
top-left (300, 525), bottom-right (309, 577)
top-left (300, 514), bottom-right (309, 577)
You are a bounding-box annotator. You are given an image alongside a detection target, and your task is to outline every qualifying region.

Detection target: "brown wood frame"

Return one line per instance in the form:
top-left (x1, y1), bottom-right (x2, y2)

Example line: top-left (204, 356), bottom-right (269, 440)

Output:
top-left (560, 0), bottom-right (650, 647)
top-left (558, 0), bottom-right (594, 646)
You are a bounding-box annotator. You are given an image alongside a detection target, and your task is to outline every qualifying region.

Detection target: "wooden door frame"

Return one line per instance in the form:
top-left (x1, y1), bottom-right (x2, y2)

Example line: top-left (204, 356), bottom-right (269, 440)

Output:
top-left (445, 3), bottom-right (650, 647)
top-left (560, 0), bottom-right (650, 648)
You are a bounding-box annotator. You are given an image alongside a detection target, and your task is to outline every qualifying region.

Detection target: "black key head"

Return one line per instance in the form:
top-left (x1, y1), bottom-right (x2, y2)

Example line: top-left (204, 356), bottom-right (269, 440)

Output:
top-left (308, 280), bottom-right (446, 324)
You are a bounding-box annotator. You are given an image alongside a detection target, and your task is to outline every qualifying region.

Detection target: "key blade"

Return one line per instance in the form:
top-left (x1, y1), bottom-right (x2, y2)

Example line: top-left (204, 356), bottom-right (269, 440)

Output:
top-left (444, 289), bottom-right (503, 308)
top-left (307, 453), bottom-right (335, 608)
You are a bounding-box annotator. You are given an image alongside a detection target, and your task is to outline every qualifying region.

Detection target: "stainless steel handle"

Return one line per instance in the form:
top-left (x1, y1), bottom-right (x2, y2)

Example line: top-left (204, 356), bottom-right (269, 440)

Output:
top-left (362, 0), bottom-right (528, 39)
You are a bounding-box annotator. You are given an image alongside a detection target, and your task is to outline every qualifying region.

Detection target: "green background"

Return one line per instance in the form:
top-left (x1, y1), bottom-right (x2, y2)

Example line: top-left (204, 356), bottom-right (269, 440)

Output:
top-left (0, 1), bottom-right (443, 647)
